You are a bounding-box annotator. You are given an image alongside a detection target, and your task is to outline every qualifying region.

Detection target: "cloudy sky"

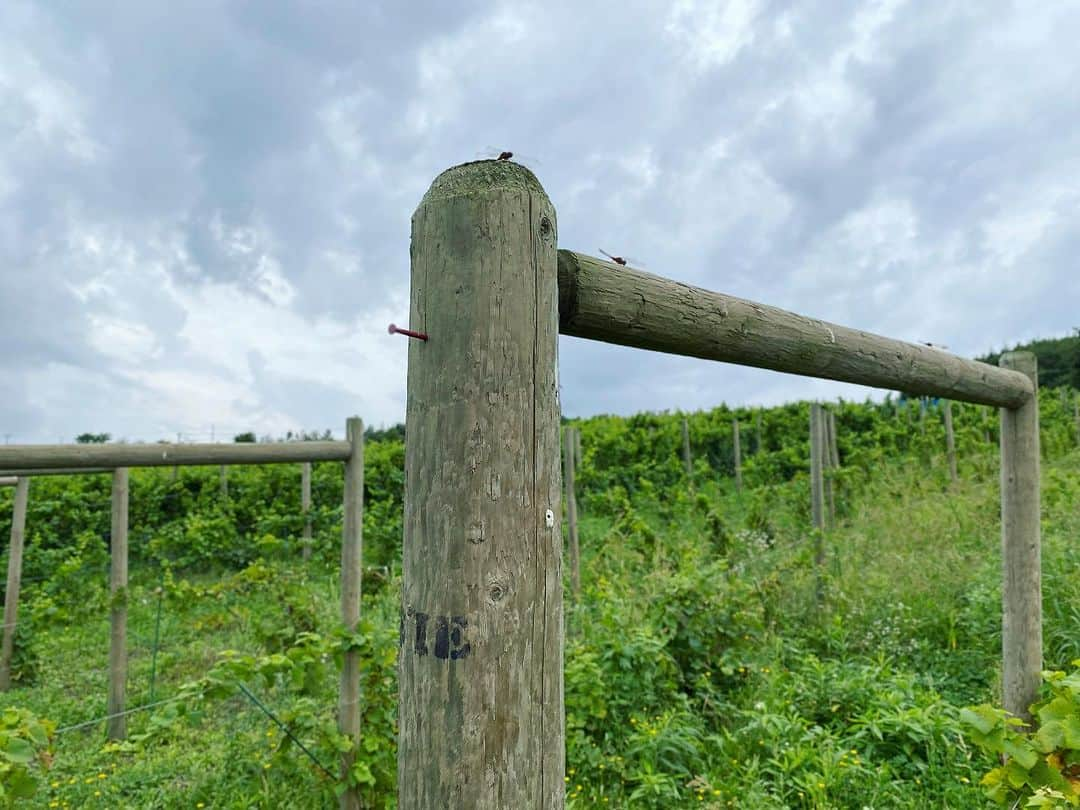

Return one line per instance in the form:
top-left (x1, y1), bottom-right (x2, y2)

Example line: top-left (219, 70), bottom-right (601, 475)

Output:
top-left (3, 1), bottom-right (1078, 443)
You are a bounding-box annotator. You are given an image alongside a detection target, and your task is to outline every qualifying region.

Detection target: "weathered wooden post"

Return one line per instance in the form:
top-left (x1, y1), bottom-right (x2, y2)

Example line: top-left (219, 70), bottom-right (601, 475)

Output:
top-left (999, 352), bottom-right (1041, 723)
top-left (219, 465), bottom-right (228, 499)
top-left (681, 416), bottom-right (693, 478)
top-left (944, 400), bottom-right (958, 485)
top-left (825, 408), bottom-right (833, 529)
top-left (1073, 393), bottom-right (1079, 446)
top-left (564, 428), bottom-right (580, 596)
top-left (338, 417), bottom-right (364, 810)
top-left (732, 419), bottom-right (742, 492)
top-left (0, 478), bottom-right (29, 691)
top-left (809, 403), bottom-right (826, 604)
top-left (301, 461), bottom-right (313, 561)
top-left (107, 468), bottom-right (129, 740)
top-left (399, 161), bottom-right (563, 809)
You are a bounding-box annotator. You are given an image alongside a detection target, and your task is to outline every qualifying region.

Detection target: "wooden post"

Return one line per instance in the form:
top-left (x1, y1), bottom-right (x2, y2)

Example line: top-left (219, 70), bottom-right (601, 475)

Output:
top-left (301, 462), bottom-right (313, 561)
top-left (822, 410), bottom-right (835, 528)
top-left (564, 428), bottom-right (580, 596)
top-left (399, 160), bottom-right (563, 809)
top-left (944, 400), bottom-right (958, 485)
top-left (732, 419), bottom-right (742, 492)
top-left (1073, 394), bottom-right (1079, 446)
top-left (338, 418), bottom-right (363, 810)
top-left (810, 403), bottom-right (825, 604)
top-left (219, 465), bottom-right (228, 498)
top-left (999, 352), bottom-right (1041, 723)
top-left (107, 468), bottom-right (129, 740)
top-left (0, 478), bottom-right (29, 691)
top-left (682, 417), bottom-right (693, 477)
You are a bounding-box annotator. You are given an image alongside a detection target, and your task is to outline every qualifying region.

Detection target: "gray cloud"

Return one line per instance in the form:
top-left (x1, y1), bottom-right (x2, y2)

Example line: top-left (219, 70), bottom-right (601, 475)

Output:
top-left (2, 0), bottom-right (1078, 441)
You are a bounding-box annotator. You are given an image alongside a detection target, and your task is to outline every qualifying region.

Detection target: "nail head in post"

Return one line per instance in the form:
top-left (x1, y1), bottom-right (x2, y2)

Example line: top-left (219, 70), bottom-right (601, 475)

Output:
top-left (388, 323), bottom-right (429, 342)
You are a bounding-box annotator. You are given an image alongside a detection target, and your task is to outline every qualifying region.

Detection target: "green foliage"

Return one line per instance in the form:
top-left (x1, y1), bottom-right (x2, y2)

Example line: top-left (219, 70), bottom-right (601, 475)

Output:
top-left (0, 707), bottom-right (53, 807)
top-left (0, 383), bottom-right (1078, 806)
top-left (73, 433), bottom-right (110, 444)
top-left (963, 664), bottom-right (1080, 807)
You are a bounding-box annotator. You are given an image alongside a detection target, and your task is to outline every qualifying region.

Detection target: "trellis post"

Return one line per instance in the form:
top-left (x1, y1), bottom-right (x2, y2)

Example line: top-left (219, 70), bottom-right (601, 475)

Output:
top-left (681, 417), bottom-right (693, 479)
top-left (338, 417), bottom-right (364, 810)
top-left (810, 403), bottom-right (826, 604)
top-left (944, 400), bottom-right (958, 485)
top-left (999, 352), bottom-right (1041, 723)
top-left (399, 160), bottom-right (564, 809)
top-left (107, 468), bottom-right (129, 740)
top-left (732, 419), bottom-right (742, 492)
top-left (564, 428), bottom-right (581, 596)
top-left (0, 478), bottom-right (30, 691)
top-left (301, 461), bottom-right (313, 561)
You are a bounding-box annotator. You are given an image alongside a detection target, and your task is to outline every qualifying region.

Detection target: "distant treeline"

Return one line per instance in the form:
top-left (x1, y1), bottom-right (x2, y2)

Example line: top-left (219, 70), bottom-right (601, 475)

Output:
top-left (979, 332), bottom-right (1080, 389)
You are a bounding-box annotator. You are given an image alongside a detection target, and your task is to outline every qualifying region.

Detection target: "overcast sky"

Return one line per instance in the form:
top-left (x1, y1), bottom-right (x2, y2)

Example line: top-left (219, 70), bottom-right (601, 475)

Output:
top-left (3, 1), bottom-right (1078, 443)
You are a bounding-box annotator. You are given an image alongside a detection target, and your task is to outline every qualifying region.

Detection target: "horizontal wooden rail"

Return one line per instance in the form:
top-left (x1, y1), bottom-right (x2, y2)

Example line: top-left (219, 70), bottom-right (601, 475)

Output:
top-left (0, 441), bottom-right (352, 471)
top-left (557, 250), bottom-right (1033, 409)
top-left (0, 477), bottom-right (17, 487)
top-left (0, 468), bottom-right (112, 478)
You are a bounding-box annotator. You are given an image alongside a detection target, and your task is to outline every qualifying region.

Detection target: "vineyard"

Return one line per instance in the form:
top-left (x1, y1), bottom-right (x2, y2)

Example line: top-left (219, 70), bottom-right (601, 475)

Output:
top-left (0, 390), bottom-right (1078, 807)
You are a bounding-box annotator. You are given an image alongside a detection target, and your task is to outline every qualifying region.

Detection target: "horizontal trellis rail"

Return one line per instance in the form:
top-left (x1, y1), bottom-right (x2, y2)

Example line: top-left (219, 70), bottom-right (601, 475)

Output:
top-left (0, 468), bottom-right (112, 477)
top-left (557, 250), bottom-right (1032, 409)
top-left (0, 440), bottom-right (352, 471)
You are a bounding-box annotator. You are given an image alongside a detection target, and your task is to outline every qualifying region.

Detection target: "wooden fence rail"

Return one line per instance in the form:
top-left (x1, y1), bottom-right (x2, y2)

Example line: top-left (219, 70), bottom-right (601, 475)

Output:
top-left (0, 440), bottom-right (351, 471)
top-left (557, 250), bottom-right (1032, 409)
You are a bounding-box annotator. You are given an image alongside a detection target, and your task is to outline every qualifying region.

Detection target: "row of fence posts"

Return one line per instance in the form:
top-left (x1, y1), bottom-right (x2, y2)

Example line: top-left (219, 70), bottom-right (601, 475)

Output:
top-left (0, 420), bottom-right (364, 810)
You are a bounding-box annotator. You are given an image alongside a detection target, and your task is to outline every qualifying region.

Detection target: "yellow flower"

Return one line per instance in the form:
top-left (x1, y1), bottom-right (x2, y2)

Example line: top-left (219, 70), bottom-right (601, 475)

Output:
top-left (263, 763), bottom-right (272, 770)
top-left (94, 792), bottom-right (102, 798)
top-left (98, 773), bottom-right (107, 779)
